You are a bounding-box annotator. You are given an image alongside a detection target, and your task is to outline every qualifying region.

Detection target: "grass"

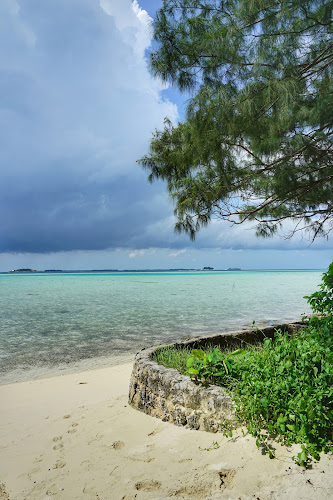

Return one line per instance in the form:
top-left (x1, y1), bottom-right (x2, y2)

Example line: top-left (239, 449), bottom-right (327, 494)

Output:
top-left (151, 345), bottom-right (193, 374)
top-left (151, 342), bottom-right (260, 376)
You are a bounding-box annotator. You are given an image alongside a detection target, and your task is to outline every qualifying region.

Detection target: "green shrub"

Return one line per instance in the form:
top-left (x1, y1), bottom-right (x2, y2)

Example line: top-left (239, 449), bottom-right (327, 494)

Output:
top-left (154, 264), bottom-right (333, 466)
top-left (184, 327), bottom-right (332, 466)
top-left (187, 265), bottom-right (333, 466)
top-left (186, 348), bottom-right (246, 386)
top-left (304, 262), bottom-right (333, 333)
top-left (232, 328), bottom-right (332, 466)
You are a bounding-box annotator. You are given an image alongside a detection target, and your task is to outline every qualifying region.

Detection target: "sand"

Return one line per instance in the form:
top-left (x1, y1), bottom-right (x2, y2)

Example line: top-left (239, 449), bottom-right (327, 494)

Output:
top-left (1, 363), bottom-right (332, 500)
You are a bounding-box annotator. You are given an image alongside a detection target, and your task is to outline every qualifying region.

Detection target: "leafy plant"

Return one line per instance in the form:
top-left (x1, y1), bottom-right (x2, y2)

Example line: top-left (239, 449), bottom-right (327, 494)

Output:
top-left (199, 440), bottom-right (221, 451)
top-left (304, 262), bottom-right (333, 331)
top-left (230, 328), bottom-right (333, 467)
top-left (186, 347), bottom-right (246, 386)
top-left (182, 323), bottom-right (332, 465)
top-left (154, 267), bottom-right (333, 466)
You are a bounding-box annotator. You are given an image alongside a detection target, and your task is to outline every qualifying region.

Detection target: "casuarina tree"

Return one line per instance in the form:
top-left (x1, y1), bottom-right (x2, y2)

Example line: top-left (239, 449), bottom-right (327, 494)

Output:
top-left (139, 0), bottom-right (333, 240)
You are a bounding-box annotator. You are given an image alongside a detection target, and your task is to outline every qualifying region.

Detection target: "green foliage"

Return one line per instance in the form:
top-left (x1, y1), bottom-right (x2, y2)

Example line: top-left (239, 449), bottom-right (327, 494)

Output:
top-left (182, 327), bottom-right (333, 466)
top-left (199, 440), bottom-right (221, 451)
top-left (152, 345), bottom-right (193, 373)
top-left (151, 345), bottom-right (247, 375)
top-left (139, 0), bottom-right (333, 240)
top-left (153, 267), bottom-right (333, 466)
top-left (186, 347), bottom-right (246, 385)
top-left (304, 262), bottom-right (333, 330)
top-left (231, 328), bottom-right (333, 466)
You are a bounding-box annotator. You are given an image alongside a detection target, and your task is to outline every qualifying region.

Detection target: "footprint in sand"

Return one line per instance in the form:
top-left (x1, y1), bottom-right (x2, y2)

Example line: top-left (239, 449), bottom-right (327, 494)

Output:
top-left (46, 484), bottom-right (64, 496)
top-left (53, 443), bottom-right (64, 451)
top-left (135, 480), bottom-right (161, 492)
top-left (83, 485), bottom-right (100, 498)
top-left (172, 484), bottom-right (208, 497)
top-left (68, 422), bottom-right (79, 433)
top-left (68, 429), bottom-right (77, 434)
top-left (53, 460), bottom-right (66, 469)
top-left (63, 414), bottom-right (71, 419)
top-left (130, 456), bottom-right (155, 463)
top-left (52, 436), bottom-right (62, 442)
top-left (88, 433), bottom-right (104, 445)
top-left (219, 469), bottom-right (236, 490)
top-left (112, 440), bottom-right (124, 450)
top-left (128, 451), bottom-right (155, 463)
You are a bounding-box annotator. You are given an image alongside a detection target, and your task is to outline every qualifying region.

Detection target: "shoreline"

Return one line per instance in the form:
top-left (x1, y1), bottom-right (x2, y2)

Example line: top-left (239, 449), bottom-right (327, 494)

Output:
top-left (1, 360), bottom-right (333, 499)
top-left (2, 269), bottom-right (320, 388)
top-left (0, 350), bottom-right (137, 386)
top-left (0, 316), bottom-right (305, 387)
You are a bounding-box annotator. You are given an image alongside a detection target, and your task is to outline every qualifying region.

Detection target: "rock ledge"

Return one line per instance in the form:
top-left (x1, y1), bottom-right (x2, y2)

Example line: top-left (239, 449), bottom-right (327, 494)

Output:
top-left (129, 322), bottom-right (303, 432)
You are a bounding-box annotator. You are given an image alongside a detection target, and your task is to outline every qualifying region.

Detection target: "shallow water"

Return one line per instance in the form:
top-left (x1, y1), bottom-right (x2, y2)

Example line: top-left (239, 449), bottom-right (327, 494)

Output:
top-left (0, 270), bottom-right (323, 383)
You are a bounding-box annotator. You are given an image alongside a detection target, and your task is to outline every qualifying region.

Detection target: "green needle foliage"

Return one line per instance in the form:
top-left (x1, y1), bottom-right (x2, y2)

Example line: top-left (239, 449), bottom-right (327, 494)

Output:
top-left (139, 0), bottom-right (333, 239)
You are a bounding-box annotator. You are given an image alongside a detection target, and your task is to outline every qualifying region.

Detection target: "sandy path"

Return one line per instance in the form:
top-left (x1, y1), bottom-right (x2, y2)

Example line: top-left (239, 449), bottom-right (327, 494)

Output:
top-left (0, 363), bottom-right (332, 500)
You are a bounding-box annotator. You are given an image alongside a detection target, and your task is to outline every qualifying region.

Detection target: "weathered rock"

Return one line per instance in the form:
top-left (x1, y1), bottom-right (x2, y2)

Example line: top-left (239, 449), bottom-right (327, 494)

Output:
top-left (128, 321), bottom-right (304, 433)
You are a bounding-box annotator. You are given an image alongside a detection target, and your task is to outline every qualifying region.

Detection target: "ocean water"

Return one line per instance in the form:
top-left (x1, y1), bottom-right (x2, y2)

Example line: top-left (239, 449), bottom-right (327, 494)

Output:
top-left (0, 270), bottom-right (324, 383)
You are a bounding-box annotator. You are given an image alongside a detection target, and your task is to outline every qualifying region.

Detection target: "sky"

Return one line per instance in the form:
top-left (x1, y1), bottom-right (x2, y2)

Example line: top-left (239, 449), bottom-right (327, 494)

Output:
top-left (0, 0), bottom-right (332, 271)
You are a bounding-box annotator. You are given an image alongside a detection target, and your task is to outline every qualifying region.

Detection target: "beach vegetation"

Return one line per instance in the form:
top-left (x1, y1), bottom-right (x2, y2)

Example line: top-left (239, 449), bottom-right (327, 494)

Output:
top-left (139, 0), bottom-right (333, 240)
top-left (152, 343), bottom-right (257, 376)
top-left (185, 347), bottom-right (247, 385)
top-left (153, 265), bottom-right (333, 466)
top-left (153, 345), bottom-right (194, 373)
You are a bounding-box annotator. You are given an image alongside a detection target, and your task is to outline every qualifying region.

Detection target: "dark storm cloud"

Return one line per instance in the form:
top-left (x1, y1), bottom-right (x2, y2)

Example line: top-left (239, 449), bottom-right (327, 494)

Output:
top-left (0, 0), bottom-right (180, 253)
top-left (1, 0), bottom-right (331, 257)
top-left (0, 172), bottom-right (168, 252)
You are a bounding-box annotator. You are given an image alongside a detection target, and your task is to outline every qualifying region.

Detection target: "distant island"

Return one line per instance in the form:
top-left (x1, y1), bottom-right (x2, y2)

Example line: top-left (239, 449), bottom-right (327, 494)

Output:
top-left (7, 268), bottom-right (199, 274)
top-left (10, 268), bottom-right (38, 273)
top-left (201, 267), bottom-right (242, 271)
top-left (6, 267), bottom-right (244, 274)
top-left (2, 268), bottom-right (325, 274)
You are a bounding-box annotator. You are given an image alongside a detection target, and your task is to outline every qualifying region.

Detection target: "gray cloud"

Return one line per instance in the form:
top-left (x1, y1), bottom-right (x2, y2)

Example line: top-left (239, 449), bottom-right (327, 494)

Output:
top-left (0, 0), bottom-right (180, 253)
top-left (0, 0), bottom-right (332, 259)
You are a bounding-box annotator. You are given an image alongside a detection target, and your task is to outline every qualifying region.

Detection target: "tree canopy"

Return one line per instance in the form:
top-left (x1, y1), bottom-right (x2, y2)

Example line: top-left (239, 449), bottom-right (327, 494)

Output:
top-left (139, 0), bottom-right (333, 240)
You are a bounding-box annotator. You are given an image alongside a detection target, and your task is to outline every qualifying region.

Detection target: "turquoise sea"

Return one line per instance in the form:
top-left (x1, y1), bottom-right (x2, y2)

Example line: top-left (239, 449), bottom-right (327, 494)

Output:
top-left (0, 270), bottom-right (324, 383)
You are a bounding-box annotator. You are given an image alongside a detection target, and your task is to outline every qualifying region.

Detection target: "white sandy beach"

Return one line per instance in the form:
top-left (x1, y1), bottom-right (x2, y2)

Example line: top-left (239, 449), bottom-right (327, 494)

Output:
top-left (1, 362), bottom-right (332, 500)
